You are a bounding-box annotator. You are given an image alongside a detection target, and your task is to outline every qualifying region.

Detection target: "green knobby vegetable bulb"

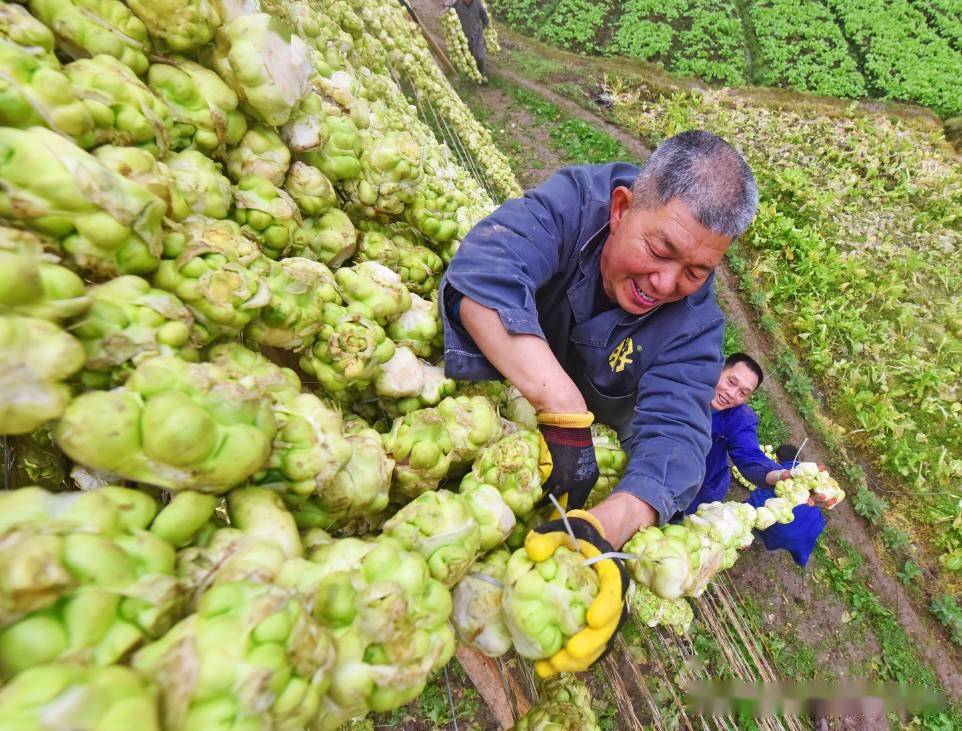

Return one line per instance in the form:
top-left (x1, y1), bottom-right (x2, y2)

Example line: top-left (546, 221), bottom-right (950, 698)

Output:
top-left (383, 406), bottom-right (455, 500)
top-left (71, 275), bottom-right (199, 388)
top-left (515, 702), bottom-right (598, 731)
top-left (0, 315), bottom-right (84, 435)
top-left (503, 385), bottom-right (538, 430)
top-left (396, 242), bottom-right (444, 297)
top-left (385, 292), bottom-right (442, 359)
top-left (0, 4), bottom-right (58, 66)
top-left (441, 8), bottom-right (483, 85)
top-left (298, 304), bottom-right (395, 399)
top-left (383, 488), bottom-right (482, 586)
top-left (683, 501), bottom-right (756, 570)
top-left (28, 0), bottom-right (151, 75)
top-left (133, 581), bottom-right (333, 731)
top-left (439, 394), bottom-right (504, 464)
top-left (165, 150), bottom-right (233, 220)
top-left (502, 545), bottom-right (599, 660)
top-left (208, 13), bottom-right (312, 127)
top-left (55, 355), bottom-right (277, 493)
top-left (149, 491), bottom-right (217, 549)
top-left (507, 511), bottom-right (543, 551)
top-left (460, 483), bottom-right (516, 552)
top-left (289, 424), bottom-right (394, 532)
top-left (624, 525), bottom-right (704, 600)
top-left (0, 487), bottom-right (186, 678)
top-left (406, 183), bottom-right (462, 245)
top-left (0, 663), bottom-right (161, 731)
top-left (277, 535), bottom-right (455, 728)
top-left (343, 130), bottom-right (424, 218)
top-left (537, 672), bottom-right (595, 711)
top-left (154, 216), bottom-right (271, 342)
top-left (0, 227), bottom-right (89, 322)
top-left (204, 341), bottom-right (302, 406)
top-left (335, 261), bottom-right (411, 325)
top-left (147, 58), bottom-right (247, 155)
top-left (374, 346), bottom-right (456, 416)
top-left (288, 96), bottom-right (363, 180)
top-left (461, 430), bottom-right (543, 518)
top-left (245, 256), bottom-right (342, 350)
top-left (226, 126), bottom-right (292, 186)
top-left (354, 228), bottom-right (445, 298)
top-left (452, 548), bottom-right (511, 657)
top-left (355, 230), bottom-right (400, 269)
top-left (291, 209), bottom-right (358, 267)
top-left (285, 161), bottom-right (338, 216)
top-left (526, 674), bottom-right (600, 730)
top-left (774, 478), bottom-right (810, 507)
top-left (779, 462), bottom-right (846, 505)
top-left (0, 37), bottom-right (96, 148)
top-left (759, 496), bottom-right (794, 527)
top-left (126, 0), bottom-right (224, 52)
top-left (176, 522), bottom-right (291, 597)
top-left (232, 175), bottom-right (301, 259)
top-left (93, 146), bottom-right (187, 222)
top-left (586, 423), bottom-right (627, 508)
top-left (0, 127), bottom-right (165, 277)
top-left (483, 21), bottom-right (501, 54)
top-left (627, 584), bottom-right (693, 635)
top-left (65, 55), bottom-right (173, 157)
top-left (257, 392), bottom-right (353, 501)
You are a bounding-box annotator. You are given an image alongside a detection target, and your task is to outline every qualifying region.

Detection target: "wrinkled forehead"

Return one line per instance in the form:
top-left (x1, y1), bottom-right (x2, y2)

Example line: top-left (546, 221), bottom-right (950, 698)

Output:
top-left (643, 199), bottom-right (732, 264)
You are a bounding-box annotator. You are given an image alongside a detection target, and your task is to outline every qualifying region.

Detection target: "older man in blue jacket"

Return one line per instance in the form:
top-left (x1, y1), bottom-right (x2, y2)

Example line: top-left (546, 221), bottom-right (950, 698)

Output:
top-left (441, 130), bottom-right (759, 674)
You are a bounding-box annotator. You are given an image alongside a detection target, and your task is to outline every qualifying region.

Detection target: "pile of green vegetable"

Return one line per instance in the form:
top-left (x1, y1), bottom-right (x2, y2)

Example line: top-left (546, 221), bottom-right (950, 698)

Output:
top-left (0, 0), bottom-right (526, 726)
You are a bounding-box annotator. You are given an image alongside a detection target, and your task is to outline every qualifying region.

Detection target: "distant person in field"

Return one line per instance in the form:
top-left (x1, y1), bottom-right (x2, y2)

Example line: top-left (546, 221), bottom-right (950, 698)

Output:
top-left (444, 0), bottom-right (490, 74)
top-left (746, 443), bottom-right (828, 567)
top-left (684, 352), bottom-right (787, 514)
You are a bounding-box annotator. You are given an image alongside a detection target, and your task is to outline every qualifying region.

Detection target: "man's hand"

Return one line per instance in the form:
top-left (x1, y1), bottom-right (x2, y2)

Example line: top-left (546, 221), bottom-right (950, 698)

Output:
top-left (537, 412), bottom-right (599, 511)
top-left (524, 510), bottom-right (628, 678)
top-left (765, 468), bottom-right (791, 485)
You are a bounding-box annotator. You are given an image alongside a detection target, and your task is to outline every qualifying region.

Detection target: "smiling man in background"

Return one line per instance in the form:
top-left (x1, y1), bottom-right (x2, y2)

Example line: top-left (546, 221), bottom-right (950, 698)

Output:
top-left (439, 131), bottom-right (759, 675)
top-left (685, 352), bottom-right (787, 514)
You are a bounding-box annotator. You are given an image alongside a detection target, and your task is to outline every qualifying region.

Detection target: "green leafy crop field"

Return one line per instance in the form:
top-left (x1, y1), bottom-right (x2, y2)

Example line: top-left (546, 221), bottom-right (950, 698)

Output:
top-left (490, 0), bottom-right (962, 116)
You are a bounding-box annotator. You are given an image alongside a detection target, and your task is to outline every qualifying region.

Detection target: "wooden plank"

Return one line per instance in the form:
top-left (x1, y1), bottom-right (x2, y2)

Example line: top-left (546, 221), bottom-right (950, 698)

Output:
top-left (456, 645), bottom-right (532, 728)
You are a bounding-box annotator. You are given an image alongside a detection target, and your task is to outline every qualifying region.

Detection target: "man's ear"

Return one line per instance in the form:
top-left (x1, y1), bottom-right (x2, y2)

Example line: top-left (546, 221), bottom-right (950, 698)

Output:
top-left (609, 186), bottom-right (633, 234)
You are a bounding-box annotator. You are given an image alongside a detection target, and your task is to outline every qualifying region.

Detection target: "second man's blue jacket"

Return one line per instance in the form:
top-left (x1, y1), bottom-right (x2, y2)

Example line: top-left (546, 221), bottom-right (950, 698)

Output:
top-left (685, 404), bottom-right (780, 514)
top-left (440, 163), bottom-right (726, 523)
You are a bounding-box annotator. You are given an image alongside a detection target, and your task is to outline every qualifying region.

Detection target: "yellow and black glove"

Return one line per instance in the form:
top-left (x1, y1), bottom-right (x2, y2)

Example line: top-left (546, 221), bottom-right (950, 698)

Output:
top-left (525, 510), bottom-right (628, 677)
top-left (537, 412), bottom-right (599, 511)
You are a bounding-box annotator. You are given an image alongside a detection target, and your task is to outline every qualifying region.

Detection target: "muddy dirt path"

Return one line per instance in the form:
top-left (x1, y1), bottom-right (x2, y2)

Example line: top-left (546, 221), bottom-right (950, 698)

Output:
top-left (410, 0), bottom-right (962, 702)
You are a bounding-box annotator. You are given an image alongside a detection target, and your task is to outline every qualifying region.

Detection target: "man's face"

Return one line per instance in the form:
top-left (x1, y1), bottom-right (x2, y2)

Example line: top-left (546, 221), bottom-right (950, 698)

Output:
top-left (600, 187), bottom-right (732, 315)
top-left (711, 362), bottom-right (759, 410)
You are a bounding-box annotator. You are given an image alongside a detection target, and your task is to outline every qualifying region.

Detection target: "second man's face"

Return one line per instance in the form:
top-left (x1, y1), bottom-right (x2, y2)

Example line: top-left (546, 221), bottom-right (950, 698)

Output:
top-left (600, 187), bottom-right (731, 316)
top-left (711, 362), bottom-right (759, 410)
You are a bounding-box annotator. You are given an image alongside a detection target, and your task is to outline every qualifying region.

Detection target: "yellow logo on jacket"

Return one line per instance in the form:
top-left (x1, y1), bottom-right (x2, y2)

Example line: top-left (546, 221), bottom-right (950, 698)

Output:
top-left (608, 337), bottom-right (635, 372)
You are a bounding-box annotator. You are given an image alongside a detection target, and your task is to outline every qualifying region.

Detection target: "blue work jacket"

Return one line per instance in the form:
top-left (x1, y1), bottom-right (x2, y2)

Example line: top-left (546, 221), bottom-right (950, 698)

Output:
top-left (685, 404), bottom-right (780, 514)
top-left (440, 163), bottom-right (725, 523)
top-left (746, 461), bottom-right (827, 567)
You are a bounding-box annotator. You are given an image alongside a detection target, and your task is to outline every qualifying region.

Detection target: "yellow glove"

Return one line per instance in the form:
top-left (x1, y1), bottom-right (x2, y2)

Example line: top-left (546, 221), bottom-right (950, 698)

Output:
top-left (524, 509), bottom-right (628, 677)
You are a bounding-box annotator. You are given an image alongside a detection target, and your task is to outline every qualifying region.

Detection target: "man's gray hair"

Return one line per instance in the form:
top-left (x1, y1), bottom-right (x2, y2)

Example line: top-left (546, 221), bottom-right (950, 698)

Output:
top-left (631, 130), bottom-right (758, 238)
